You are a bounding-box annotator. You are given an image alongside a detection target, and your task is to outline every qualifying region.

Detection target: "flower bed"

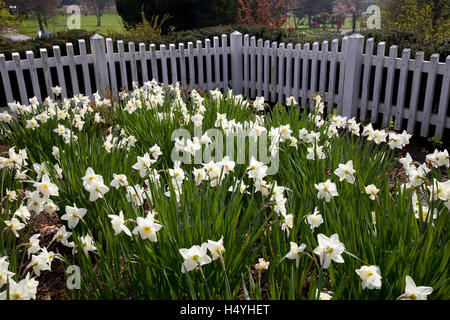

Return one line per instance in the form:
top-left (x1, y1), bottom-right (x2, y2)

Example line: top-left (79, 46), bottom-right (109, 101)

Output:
top-left (0, 82), bottom-right (448, 300)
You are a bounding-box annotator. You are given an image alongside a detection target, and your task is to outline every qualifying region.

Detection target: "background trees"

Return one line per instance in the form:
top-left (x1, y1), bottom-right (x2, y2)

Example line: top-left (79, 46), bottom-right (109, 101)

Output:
top-left (115, 0), bottom-right (239, 33)
top-left (236, 0), bottom-right (293, 28)
top-left (291, 0), bottom-right (333, 28)
top-left (86, 0), bottom-right (114, 27)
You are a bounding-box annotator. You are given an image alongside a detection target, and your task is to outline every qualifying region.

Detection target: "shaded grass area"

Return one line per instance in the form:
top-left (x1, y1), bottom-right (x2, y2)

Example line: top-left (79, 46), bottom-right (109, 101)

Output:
top-left (15, 11), bottom-right (124, 37)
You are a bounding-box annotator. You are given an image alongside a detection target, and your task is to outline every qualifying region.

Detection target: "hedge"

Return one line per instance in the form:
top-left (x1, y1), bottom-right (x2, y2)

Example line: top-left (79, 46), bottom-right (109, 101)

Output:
top-left (0, 25), bottom-right (448, 62)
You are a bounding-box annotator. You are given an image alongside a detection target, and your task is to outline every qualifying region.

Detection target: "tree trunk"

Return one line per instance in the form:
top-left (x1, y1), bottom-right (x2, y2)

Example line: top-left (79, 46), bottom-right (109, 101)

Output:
top-left (308, 14), bottom-right (311, 28)
top-left (352, 15), bottom-right (357, 33)
top-left (97, 12), bottom-right (101, 26)
top-left (37, 12), bottom-right (45, 33)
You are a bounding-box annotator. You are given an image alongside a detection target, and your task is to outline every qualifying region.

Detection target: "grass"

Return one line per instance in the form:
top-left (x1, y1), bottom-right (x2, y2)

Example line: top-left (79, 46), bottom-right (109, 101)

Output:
top-left (285, 15), bottom-right (362, 34)
top-left (14, 11), bottom-right (124, 37)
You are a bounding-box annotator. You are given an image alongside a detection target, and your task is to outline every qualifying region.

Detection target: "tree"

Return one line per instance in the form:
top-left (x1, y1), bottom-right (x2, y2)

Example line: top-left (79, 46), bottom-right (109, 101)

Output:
top-left (115, 0), bottom-right (239, 32)
top-left (237, 0), bottom-right (293, 28)
top-left (380, 0), bottom-right (449, 40)
top-left (292, 0), bottom-right (332, 28)
top-left (7, 0), bottom-right (59, 32)
top-left (86, 0), bottom-right (113, 26)
top-left (333, 0), bottom-right (365, 33)
top-left (0, 1), bottom-right (17, 37)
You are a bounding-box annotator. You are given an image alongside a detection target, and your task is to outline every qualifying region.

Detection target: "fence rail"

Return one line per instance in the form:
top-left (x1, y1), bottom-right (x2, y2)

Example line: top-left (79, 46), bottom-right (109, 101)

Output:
top-left (0, 31), bottom-right (449, 139)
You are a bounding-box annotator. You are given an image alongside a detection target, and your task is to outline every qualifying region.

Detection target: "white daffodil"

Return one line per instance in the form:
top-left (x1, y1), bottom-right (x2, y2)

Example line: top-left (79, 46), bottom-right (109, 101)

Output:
top-left (149, 144), bottom-right (163, 160)
top-left (281, 214), bottom-right (294, 236)
top-left (334, 160), bottom-right (356, 184)
top-left (355, 265), bottom-right (382, 289)
top-left (0, 257), bottom-right (15, 288)
top-left (82, 167), bottom-right (103, 190)
top-left (4, 217), bottom-right (25, 237)
top-left (78, 234), bottom-right (97, 256)
top-left (61, 204), bottom-right (87, 229)
top-left (85, 180), bottom-right (110, 202)
top-left (108, 211), bottom-right (131, 236)
top-left (34, 174), bottom-right (59, 198)
top-left (13, 206), bottom-right (31, 222)
top-left (26, 234), bottom-right (41, 258)
top-left (26, 117), bottom-right (39, 130)
top-left (206, 237), bottom-right (225, 261)
top-left (313, 233), bottom-right (345, 269)
top-left (0, 278), bottom-right (37, 300)
top-left (247, 157), bottom-right (268, 181)
top-left (314, 180), bottom-right (339, 203)
top-left (365, 184), bottom-right (380, 201)
top-left (126, 184), bottom-right (146, 206)
top-left (132, 211), bottom-right (163, 242)
top-left (400, 275), bottom-right (433, 300)
top-left (283, 242), bottom-right (307, 268)
top-left (254, 258), bottom-right (270, 272)
top-left (317, 289), bottom-right (333, 300)
top-left (306, 207), bottom-right (323, 230)
top-left (179, 243), bottom-right (212, 273)
top-left (306, 145), bottom-right (326, 160)
top-left (110, 173), bottom-right (129, 189)
top-left (132, 153), bottom-right (156, 178)
top-left (52, 225), bottom-right (72, 247)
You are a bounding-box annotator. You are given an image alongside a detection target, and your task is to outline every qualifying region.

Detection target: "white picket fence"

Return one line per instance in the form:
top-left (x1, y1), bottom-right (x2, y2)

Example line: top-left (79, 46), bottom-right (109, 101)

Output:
top-left (0, 31), bottom-right (449, 139)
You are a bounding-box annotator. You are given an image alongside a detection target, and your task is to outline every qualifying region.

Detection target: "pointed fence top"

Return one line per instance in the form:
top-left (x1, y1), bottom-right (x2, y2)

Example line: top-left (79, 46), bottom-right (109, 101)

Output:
top-left (90, 33), bottom-right (104, 40)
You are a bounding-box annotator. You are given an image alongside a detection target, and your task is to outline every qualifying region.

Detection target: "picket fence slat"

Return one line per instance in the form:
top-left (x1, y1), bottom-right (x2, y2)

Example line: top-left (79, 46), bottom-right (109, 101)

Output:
top-left (381, 45), bottom-right (398, 127)
top-left (129, 42), bottom-right (138, 85)
top-left (293, 44), bottom-right (301, 103)
top-left (360, 38), bottom-right (374, 121)
top-left (26, 51), bottom-right (41, 101)
top-left (285, 43), bottom-right (293, 100)
top-left (263, 40), bottom-right (270, 101)
top-left (39, 49), bottom-right (54, 100)
top-left (66, 43), bottom-right (80, 96)
top-left (302, 43), bottom-right (310, 107)
top-left (250, 36), bottom-right (257, 98)
top-left (221, 34), bottom-right (228, 91)
top-left (327, 40), bottom-right (339, 113)
top-left (407, 51), bottom-right (425, 133)
top-left (277, 43), bottom-right (285, 104)
top-left (370, 42), bottom-right (385, 123)
top-left (270, 41), bottom-right (277, 103)
top-left (79, 40), bottom-right (92, 98)
top-left (319, 41), bottom-right (328, 95)
top-left (243, 34), bottom-right (249, 97)
top-left (0, 55), bottom-right (13, 104)
top-left (205, 39), bottom-right (213, 90)
top-left (394, 49), bottom-right (411, 131)
top-left (117, 41), bottom-right (128, 90)
top-left (311, 42), bottom-right (319, 95)
top-left (169, 44), bottom-right (178, 85)
top-left (420, 54), bottom-right (440, 137)
top-left (435, 56), bottom-right (450, 139)
top-left (213, 37), bottom-right (220, 89)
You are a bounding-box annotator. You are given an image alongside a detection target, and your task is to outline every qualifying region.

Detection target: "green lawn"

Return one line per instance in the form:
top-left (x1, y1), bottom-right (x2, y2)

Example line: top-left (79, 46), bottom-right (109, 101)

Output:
top-left (286, 15), bottom-right (362, 34)
top-left (15, 11), bottom-right (124, 37)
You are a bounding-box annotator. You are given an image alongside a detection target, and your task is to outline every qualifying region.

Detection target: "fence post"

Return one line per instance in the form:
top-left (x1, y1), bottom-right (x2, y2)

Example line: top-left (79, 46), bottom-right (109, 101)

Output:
top-left (90, 34), bottom-right (109, 97)
top-left (230, 31), bottom-right (243, 95)
top-left (342, 33), bottom-right (364, 119)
